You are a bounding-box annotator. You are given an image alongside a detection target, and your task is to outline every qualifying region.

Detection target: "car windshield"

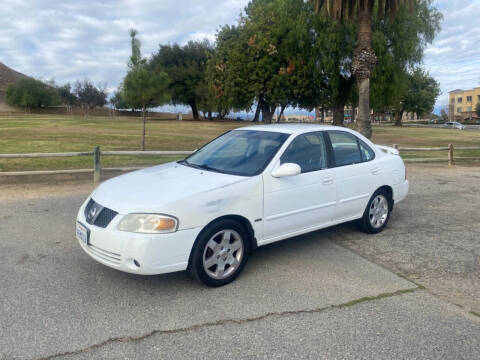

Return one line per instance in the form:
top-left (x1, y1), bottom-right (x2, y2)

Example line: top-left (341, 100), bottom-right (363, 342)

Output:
top-left (180, 130), bottom-right (289, 176)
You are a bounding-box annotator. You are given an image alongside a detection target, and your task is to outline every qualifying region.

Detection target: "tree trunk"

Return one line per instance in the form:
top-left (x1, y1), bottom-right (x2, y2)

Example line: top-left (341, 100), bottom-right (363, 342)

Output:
top-left (332, 75), bottom-right (355, 127)
top-left (253, 97), bottom-right (263, 122)
top-left (321, 104), bottom-right (325, 122)
top-left (190, 102), bottom-right (200, 120)
top-left (277, 103), bottom-right (287, 123)
top-left (353, 8), bottom-right (376, 139)
top-left (141, 106), bottom-right (146, 151)
top-left (208, 111), bottom-right (212, 120)
top-left (83, 104), bottom-right (89, 119)
top-left (357, 77), bottom-right (371, 136)
top-left (394, 110), bottom-right (404, 126)
top-left (332, 103), bottom-right (345, 126)
top-left (261, 101), bottom-right (276, 124)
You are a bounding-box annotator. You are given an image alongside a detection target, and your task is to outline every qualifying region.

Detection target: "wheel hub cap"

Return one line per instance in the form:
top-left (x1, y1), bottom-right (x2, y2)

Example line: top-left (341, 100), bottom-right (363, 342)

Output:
top-left (369, 194), bottom-right (389, 229)
top-left (202, 229), bottom-right (244, 280)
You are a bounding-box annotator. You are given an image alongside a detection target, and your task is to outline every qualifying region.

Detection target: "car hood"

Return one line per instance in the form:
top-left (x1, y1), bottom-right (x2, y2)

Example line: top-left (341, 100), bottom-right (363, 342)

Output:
top-left (91, 162), bottom-right (249, 214)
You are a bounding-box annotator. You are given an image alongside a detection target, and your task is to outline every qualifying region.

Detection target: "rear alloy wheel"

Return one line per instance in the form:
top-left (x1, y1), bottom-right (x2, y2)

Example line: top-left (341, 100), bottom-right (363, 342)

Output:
top-left (358, 190), bottom-right (392, 234)
top-left (189, 219), bottom-right (249, 287)
top-left (368, 194), bottom-right (389, 229)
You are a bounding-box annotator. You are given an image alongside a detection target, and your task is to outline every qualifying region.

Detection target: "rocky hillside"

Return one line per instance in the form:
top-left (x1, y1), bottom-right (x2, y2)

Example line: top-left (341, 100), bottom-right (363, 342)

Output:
top-left (0, 62), bottom-right (28, 103)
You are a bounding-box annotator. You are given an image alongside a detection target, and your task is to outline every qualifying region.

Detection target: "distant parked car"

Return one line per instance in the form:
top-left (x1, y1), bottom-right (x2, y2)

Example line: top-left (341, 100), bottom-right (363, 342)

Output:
top-left (444, 122), bottom-right (465, 130)
top-left (76, 124), bottom-right (408, 286)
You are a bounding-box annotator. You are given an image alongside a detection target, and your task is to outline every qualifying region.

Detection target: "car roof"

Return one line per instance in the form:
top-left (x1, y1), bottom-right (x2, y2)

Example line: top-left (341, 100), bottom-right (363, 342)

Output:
top-left (236, 123), bottom-right (350, 135)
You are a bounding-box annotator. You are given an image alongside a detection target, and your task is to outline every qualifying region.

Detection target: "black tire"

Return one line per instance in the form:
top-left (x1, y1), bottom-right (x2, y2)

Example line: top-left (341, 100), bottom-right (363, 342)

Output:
top-left (188, 219), bottom-right (250, 287)
top-left (357, 189), bottom-right (392, 234)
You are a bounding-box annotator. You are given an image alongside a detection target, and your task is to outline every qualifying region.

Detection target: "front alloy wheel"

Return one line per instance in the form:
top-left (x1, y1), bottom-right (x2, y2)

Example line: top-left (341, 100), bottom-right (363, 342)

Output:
top-left (202, 230), bottom-right (244, 280)
top-left (189, 219), bottom-right (250, 287)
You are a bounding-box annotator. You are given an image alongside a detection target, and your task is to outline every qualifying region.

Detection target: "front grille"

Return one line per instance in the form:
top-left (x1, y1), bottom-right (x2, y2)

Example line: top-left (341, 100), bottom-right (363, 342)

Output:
top-left (93, 207), bottom-right (118, 228)
top-left (84, 199), bottom-right (118, 228)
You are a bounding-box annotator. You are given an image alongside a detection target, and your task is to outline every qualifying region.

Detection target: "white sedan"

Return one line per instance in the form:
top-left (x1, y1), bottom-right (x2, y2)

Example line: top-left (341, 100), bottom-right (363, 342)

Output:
top-left (76, 124), bottom-right (408, 286)
top-left (443, 121), bottom-right (465, 130)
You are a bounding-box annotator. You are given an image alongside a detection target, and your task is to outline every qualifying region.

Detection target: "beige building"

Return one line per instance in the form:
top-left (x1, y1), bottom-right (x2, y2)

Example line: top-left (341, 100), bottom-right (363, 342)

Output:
top-left (448, 87), bottom-right (480, 121)
top-left (273, 114), bottom-right (315, 122)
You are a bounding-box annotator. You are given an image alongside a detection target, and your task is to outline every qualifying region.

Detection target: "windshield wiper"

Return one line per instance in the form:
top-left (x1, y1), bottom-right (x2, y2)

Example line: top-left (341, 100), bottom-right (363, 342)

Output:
top-left (178, 159), bottom-right (201, 169)
top-left (197, 164), bottom-right (229, 174)
top-left (178, 160), bottom-right (227, 174)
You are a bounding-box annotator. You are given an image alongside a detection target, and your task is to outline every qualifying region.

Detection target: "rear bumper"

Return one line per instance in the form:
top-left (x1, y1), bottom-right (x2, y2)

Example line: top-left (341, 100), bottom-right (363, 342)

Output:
top-left (393, 180), bottom-right (409, 203)
top-left (76, 202), bottom-right (201, 275)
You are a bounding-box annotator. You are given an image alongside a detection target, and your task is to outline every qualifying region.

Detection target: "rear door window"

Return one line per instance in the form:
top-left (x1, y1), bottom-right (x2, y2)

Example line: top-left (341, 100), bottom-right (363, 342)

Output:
top-left (358, 139), bottom-right (375, 162)
top-left (328, 131), bottom-right (362, 167)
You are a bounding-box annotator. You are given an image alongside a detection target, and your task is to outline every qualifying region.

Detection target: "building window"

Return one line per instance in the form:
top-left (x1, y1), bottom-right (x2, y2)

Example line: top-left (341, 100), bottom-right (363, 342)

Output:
top-left (467, 106), bottom-right (472, 112)
top-left (457, 107), bottom-right (462, 113)
top-left (467, 96), bottom-right (472, 102)
top-left (457, 97), bottom-right (462, 103)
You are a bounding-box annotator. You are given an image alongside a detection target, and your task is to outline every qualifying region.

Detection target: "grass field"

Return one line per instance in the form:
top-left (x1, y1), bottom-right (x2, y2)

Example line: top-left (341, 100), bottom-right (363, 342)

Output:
top-left (1, 114), bottom-right (479, 171)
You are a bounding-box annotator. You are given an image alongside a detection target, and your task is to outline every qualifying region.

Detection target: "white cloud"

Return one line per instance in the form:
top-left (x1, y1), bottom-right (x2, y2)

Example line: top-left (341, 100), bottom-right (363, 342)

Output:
top-left (0, 0), bottom-right (249, 92)
top-left (1, 0), bottom-right (478, 112)
top-left (424, 0), bottom-right (480, 109)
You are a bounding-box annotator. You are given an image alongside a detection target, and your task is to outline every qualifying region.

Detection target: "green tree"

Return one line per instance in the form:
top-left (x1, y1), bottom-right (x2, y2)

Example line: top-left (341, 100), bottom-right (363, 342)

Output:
top-left (207, 25), bottom-right (253, 119)
top-left (210, 0), bottom-right (318, 123)
top-left (123, 66), bottom-right (170, 150)
top-left (57, 83), bottom-right (77, 106)
top-left (6, 78), bottom-right (59, 110)
top-left (110, 89), bottom-right (129, 110)
top-left (394, 68), bottom-right (440, 125)
top-left (371, 0), bottom-right (441, 124)
top-left (74, 79), bottom-right (108, 118)
top-left (122, 29), bottom-right (170, 150)
top-left (313, 0), bottom-right (424, 138)
top-left (150, 40), bottom-right (214, 120)
top-left (312, 15), bottom-right (356, 125)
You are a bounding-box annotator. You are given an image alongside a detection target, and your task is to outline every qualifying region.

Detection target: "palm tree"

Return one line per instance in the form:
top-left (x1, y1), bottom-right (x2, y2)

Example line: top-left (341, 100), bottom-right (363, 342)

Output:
top-left (129, 29), bottom-right (142, 68)
top-left (313, 0), bottom-right (413, 139)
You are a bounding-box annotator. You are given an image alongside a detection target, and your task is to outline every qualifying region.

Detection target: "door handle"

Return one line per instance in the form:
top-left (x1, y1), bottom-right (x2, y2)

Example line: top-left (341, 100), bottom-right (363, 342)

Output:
top-left (371, 167), bottom-right (381, 175)
top-left (322, 176), bottom-right (334, 185)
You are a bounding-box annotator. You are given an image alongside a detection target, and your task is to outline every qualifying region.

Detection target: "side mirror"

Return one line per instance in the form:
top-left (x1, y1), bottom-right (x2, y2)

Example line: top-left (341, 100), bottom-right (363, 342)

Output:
top-left (271, 163), bottom-right (301, 178)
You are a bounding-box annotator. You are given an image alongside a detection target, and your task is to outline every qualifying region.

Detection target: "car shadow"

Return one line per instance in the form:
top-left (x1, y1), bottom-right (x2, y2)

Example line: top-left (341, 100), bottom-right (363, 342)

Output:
top-left (86, 220), bottom-right (361, 290)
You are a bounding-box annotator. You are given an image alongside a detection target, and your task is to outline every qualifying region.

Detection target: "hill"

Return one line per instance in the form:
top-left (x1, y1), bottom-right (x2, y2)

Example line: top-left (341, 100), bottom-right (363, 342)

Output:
top-left (0, 62), bottom-right (28, 103)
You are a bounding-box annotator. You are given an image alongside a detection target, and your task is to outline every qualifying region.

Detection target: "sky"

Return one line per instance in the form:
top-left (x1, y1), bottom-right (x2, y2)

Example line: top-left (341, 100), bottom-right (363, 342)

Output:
top-left (1, 0), bottom-right (479, 113)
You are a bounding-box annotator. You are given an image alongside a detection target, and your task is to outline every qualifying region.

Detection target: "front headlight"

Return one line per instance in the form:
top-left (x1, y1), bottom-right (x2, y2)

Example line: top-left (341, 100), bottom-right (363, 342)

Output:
top-left (117, 214), bottom-right (178, 234)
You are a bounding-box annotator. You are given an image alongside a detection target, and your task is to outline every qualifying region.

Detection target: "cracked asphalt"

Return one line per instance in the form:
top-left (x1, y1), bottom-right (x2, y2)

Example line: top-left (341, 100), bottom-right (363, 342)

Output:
top-left (1, 164), bottom-right (480, 359)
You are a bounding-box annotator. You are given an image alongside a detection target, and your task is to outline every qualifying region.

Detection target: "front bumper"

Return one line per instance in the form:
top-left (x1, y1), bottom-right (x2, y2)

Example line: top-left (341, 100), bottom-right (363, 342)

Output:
top-left (76, 202), bottom-right (201, 275)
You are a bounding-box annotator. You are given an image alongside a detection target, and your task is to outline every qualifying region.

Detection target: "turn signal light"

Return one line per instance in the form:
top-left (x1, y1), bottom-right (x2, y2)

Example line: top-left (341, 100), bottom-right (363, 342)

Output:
top-left (155, 218), bottom-right (177, 231)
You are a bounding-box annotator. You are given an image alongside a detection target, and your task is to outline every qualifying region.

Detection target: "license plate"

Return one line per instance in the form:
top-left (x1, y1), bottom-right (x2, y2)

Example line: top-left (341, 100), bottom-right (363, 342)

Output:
top-left (76, 222), bottom-right (90, 245)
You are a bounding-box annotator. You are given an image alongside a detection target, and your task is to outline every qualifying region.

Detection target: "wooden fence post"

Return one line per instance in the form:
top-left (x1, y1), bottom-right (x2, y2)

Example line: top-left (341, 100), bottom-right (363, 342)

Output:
top-left (448, 144), bottom-right (454, 166)
top-left (93, 146), bottom-right (101, 183)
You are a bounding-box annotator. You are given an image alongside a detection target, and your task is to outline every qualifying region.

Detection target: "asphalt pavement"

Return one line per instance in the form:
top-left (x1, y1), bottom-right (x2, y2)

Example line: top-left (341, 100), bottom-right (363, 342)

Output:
top-left (1, 165), bottom-right (479, 359)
